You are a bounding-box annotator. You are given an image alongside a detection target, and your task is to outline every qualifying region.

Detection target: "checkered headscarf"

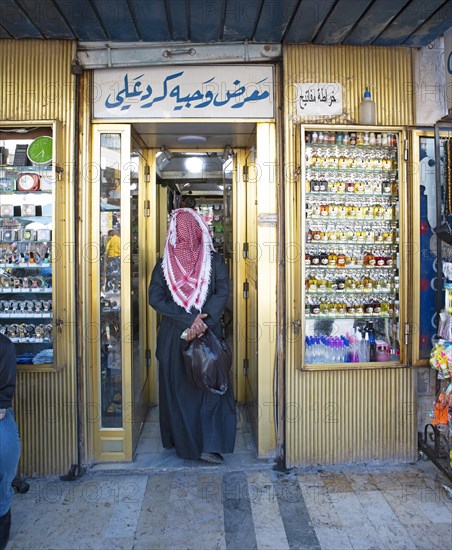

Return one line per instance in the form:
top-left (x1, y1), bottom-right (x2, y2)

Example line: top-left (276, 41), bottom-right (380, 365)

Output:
top-left (162, 208), bottom-right (215, 312)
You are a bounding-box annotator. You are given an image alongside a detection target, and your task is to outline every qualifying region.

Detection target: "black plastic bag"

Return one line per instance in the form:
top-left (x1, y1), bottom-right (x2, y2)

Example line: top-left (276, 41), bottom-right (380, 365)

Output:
top-left (182, 329), bottom-right (232, 395)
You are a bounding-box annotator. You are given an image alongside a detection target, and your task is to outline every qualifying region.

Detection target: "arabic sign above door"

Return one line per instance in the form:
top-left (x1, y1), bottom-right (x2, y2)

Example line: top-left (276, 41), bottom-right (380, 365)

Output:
top-left (93, 65), bottom-right (274, 119)
top-left (296, 83), bottom-right (343, 116)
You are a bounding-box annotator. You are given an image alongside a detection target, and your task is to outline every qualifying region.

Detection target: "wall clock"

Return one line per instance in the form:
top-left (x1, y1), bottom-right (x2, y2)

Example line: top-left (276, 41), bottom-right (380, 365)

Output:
top-left (17, 172), bottom-right (40, 191)
top-left (27, 136), bottom-right (53, 165)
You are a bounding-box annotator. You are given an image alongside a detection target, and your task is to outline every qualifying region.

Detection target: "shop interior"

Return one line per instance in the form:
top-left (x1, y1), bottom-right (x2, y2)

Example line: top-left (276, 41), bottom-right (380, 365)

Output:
top-left (130, 122), bottom-right (257, 462)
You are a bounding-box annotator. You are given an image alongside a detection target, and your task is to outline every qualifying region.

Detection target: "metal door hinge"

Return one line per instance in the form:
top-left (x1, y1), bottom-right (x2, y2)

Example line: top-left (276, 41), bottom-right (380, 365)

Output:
top-left (293, 319), bottom-right (301, 334)
top-left (144, 199), bottom-right (150, 217)
top-left (243, 165), bottom-right (249, 182)
top-left (146, 349), bottom-right (151, 369)
top-left (55, 165), bottom-right (64, 180)
top-left (145, 165), bottom-right (150, 182)
top-left (243, 242), bottom-right (249, 259)
top-left (243, 358), bottom-right (249, 376)
top-left (404, 323), bottom-right (410, 346)
top-left (243, 280), bottom-right (249, 299)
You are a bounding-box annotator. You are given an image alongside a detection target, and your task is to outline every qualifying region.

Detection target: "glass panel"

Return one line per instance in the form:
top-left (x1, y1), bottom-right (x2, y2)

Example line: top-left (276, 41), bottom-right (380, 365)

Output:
top-left (130, 150), bottom-right (144, 410)
top-left (303, 129), bottom-right (400, 365)
top-left (99, 134), bottom-right (122, 427)
top-left (0, 133), bottom-right (54, 366)
top-left (418, 136), bottom-right (438, 359)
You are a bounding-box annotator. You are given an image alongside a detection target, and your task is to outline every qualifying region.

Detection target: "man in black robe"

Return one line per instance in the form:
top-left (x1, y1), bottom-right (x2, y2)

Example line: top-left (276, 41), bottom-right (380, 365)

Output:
top-left (149, 208), bottom-right (236, 463)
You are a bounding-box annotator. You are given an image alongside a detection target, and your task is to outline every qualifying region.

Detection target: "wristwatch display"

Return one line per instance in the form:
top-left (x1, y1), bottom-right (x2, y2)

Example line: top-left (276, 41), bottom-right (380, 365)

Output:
top-left (0, 130), bottom-right (55, 366)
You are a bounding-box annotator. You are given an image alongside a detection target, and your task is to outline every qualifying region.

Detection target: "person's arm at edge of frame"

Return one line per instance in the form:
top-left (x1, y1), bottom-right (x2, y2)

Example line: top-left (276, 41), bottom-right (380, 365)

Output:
top-left (0, 335), bottom-right (16, 420)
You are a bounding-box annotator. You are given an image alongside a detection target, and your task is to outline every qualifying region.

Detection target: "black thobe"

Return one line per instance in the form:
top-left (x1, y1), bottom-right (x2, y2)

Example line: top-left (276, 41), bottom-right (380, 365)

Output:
top-left (148, 252), bottom-right (236, 460)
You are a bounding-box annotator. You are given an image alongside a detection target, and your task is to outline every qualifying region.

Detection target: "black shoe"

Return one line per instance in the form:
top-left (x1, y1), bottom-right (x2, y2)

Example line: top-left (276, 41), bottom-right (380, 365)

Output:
top-left (200, 452), bottom-right (223, 464)
top-left (0, 509), bottom-right (11, 550)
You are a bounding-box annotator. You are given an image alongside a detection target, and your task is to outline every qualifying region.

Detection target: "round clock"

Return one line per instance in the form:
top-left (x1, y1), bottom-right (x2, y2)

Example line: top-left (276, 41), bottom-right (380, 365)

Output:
top-left (17, 172), bottom-right (40, 191)
top-left (27, 136), bottom-right (53, 165)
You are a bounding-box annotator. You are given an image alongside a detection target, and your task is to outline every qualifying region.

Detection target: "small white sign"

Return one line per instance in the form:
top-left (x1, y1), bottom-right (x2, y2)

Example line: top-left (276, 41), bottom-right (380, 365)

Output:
top-left (93, 65), bottom-right (274, 119)
top-left (258, 213), bottom-right (277, 226)
top-left (296, 83), bottom-right (342, 116)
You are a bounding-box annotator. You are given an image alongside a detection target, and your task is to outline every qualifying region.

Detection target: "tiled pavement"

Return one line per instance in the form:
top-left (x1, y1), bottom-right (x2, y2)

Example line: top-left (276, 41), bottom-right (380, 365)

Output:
top-left (6, 408), bottom-right (452, 550)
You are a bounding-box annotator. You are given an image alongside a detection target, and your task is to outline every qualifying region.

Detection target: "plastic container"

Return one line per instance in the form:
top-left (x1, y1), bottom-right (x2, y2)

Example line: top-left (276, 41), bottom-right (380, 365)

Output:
top-left (359, 87), bottom-right (376, 125)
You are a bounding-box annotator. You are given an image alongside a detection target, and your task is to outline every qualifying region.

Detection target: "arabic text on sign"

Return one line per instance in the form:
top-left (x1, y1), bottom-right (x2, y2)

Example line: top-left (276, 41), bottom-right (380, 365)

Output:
top-left (105, 71), bottom-right (271, 112)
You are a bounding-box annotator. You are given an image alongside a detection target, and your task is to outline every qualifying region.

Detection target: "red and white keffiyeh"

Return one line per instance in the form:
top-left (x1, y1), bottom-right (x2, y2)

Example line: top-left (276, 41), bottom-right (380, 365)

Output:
top-left (162, 208), bottom-right (215, 312)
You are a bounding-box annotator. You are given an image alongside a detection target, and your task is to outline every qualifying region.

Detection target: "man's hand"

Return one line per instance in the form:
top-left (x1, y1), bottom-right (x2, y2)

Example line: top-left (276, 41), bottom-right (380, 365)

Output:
top-left (186, 313), bottom-right (208, 341)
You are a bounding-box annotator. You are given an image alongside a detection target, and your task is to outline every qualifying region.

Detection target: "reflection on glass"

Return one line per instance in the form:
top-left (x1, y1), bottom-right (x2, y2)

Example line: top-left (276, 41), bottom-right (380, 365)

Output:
top-left (418, 137), bottom-right (438, 359)
top-left (130, 151), bottom-right (144, 415)
top-left (99, 134), bottom-right (122, 427)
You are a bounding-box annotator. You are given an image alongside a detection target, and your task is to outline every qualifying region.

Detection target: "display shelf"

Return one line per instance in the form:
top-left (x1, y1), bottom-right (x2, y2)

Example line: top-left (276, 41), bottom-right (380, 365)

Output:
top-left (0, 130), bottom-right (55, 365)
top-left (302, 126), bottom-right (401, 367)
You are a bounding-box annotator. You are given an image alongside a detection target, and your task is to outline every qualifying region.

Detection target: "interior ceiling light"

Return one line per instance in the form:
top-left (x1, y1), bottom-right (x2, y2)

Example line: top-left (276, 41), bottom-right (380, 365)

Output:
top-left (0, 127), bottom-right (39, 133)
top-left (185, 156), bottom-right (204, 172)
top-left (160, 145), bottom-right (173, 160)
top-left (177, 135), bottom-right (207, 144)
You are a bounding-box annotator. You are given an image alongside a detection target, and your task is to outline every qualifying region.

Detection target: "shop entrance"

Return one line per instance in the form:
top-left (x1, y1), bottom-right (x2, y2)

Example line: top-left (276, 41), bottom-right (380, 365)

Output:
top-left (89, 121), bottom-right (270, 464)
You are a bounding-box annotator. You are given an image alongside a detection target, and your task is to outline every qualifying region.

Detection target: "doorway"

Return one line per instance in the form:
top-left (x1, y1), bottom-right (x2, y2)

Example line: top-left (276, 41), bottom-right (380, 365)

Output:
top-left (89, 121), bottom-right (275, 464)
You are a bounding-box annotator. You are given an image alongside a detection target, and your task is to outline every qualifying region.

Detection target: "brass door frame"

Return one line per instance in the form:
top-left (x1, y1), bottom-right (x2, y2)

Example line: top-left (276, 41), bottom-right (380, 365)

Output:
top-left (90, 123), bottom-right (133, 462)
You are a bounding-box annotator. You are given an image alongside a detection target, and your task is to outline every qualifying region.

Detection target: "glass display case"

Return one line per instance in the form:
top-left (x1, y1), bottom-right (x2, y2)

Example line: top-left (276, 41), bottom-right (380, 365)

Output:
top-left (302, 126), bottom-right (404, 367)
top-left (0, 130), bottom-right (55, 366)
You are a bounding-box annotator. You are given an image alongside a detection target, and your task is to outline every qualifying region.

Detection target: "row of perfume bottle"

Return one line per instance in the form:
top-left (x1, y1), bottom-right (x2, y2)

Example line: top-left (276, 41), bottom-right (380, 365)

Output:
top-left (307, 179), bottom-right (398, 195)
top-left (306, 202), bottom-right (396, 220)
top-left (305, 324), bottom-right (394, 363)
top-left (307, 226), bottom-right (398, 244)
top-left (305, 273), bottom-right (399, 292)
top-left (305, 297), bottom-right (399, 316)
top-left (307, 148), bottom-right (397, 171)
top-left (305, 131), bottom-right (398, 147)
top-left (306, 249), bottom-right (397, 268)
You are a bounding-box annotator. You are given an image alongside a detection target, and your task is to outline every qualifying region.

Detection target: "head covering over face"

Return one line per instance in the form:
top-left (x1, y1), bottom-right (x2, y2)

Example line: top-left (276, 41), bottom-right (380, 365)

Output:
top-left (162, 208), bottom-right (215, 312)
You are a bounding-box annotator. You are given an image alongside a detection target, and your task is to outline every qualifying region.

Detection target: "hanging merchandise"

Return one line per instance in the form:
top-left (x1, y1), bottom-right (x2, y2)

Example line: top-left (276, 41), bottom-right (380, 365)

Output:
top-left (436, 139), bottom-right (452, 243)
top-left (359, 87), bottom-right (376, 125)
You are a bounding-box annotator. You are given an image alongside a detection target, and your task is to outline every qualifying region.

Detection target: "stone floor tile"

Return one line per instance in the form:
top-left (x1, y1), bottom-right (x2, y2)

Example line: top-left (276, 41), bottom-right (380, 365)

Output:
top-left (355, 490), bottom-right (399, 525)
top-left (343, 520), bottom-right (384, 550)
top-left (247, 471), bottom-right (290, 550)
top-left (298, 483), bottom-right (343, 529)
top-left (319, 473), bottom-right (353, 493)
top-left (314, 527), bottom-right (353, 550)
top-left (405, 522), bottom-right (452, 550)
top-left (374, 523), bottom-right (418, 550)
top-left (345, 472), bottom-right (379, 492)
top-left (330, 492), bottom-right (367, 527)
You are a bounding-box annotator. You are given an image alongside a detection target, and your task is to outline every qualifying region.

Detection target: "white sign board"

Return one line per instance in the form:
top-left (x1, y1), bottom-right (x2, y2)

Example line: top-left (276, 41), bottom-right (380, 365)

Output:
top-left (93, 65), bottom-right (274, 119)
top-left (445, 27), bottom-right (452, 114)
top-left (296, 83), bottom-right (342, 116)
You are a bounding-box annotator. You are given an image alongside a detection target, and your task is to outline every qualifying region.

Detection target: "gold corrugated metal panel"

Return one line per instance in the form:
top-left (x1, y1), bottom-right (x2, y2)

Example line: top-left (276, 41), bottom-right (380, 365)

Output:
top-left (283, 44), bottom-right (416, 466)
top-left (286, 368), bottom-right (417, 467)
top-left (0, 40), bottom-right (76, 121)
top-left (1, 40), bottom-right (78, 476)
top-left (284, 44), bottom-right (414, 126)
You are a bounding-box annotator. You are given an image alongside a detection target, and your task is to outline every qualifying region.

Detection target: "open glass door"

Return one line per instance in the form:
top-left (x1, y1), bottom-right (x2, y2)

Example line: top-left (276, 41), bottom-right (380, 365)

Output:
top-left (91, 124), bottom-right (148, 461)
